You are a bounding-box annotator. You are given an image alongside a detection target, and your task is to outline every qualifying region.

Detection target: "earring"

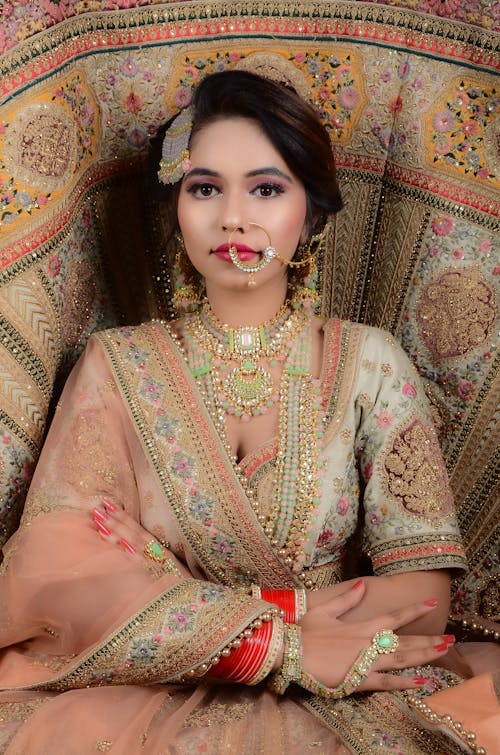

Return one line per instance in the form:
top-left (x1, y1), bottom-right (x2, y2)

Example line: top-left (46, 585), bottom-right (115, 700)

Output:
top-left (171, 235), bottom-right (202, 313)
top-left (289, 231), bottom-right (323, 310)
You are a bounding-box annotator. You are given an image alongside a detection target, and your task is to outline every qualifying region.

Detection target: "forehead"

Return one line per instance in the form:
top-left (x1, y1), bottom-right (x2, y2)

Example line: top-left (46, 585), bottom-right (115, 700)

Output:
top-left (189, 117), bottom-right (287, 170)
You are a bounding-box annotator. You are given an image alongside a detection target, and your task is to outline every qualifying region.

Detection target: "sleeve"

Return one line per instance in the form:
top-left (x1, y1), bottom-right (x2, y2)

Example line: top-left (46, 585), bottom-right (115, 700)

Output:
top-left (0, 335), bottom-right (281, 693)
top-left (354, 327), bottom-right (467, 577)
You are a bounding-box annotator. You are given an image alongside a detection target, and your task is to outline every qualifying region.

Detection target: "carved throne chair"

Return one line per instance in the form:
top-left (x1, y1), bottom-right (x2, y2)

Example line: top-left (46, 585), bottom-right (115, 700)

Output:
top-left (0, 1), bottom-right (498, 638)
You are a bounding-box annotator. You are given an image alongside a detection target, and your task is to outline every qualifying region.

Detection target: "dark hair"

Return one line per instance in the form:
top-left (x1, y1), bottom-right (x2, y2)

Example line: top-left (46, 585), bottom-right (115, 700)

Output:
top-left (189, 70), bottom-right (343, 233)
top-left (147, 69), bottom-right (343, 307)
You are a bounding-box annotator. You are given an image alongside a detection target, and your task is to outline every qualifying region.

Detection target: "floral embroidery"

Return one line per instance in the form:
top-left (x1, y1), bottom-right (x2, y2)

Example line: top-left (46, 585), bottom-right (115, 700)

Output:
top-left (51, 77), bottom-right (96, 167)
top-left (125, 636), bottom-right (162, 666)
top-left (429, 81), bottom-right (497, 179)
top-left (290, 51), bottom-right (361, 140)
top-left (376, 410), bottom-right (394, 429)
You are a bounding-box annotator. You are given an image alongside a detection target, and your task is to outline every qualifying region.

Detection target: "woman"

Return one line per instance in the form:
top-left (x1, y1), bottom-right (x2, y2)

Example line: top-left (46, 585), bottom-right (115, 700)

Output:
top-left (0, 70), bottom-right (480, 753)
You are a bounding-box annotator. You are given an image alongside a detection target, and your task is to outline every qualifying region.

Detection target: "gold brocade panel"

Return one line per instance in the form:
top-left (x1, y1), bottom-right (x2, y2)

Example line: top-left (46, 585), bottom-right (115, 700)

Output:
top-left (0, 2), bottom-right (498, 630)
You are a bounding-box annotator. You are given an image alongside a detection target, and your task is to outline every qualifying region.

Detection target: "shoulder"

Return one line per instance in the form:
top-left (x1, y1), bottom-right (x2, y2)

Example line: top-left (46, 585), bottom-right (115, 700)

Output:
top-left (323, 319), bottom-right (408, 359)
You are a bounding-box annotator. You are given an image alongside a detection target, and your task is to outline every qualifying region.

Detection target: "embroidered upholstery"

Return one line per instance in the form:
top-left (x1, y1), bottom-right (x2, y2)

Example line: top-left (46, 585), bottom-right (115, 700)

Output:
top-left (0, 1), bottom-right (498, 631)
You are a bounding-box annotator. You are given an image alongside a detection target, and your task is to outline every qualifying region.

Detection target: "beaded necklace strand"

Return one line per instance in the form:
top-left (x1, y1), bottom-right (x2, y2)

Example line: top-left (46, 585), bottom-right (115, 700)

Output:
top-left (182, 304), bottom-right (325, 573)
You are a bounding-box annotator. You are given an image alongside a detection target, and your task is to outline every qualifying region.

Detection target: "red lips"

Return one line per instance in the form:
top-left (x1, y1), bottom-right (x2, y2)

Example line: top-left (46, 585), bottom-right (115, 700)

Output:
top-left (213, 243), bottom-right (259, 262)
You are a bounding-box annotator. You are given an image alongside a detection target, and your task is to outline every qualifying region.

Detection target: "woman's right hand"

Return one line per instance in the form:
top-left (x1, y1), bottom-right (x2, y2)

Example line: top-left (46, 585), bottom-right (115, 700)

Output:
top-left (298, 580), bottom-right (454, 692)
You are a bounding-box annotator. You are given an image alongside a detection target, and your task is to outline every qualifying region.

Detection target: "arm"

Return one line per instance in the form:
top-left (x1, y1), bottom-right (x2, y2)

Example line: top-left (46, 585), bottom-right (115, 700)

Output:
top-left (0, 334), bottom-right (281, 692)
top-left (308, 570), bottom-right (451, 634)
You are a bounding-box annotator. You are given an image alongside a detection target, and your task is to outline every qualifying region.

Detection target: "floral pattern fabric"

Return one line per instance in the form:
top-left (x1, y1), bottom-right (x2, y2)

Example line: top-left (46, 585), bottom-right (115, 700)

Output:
top-left (0, 0), bottom-right (497, 626)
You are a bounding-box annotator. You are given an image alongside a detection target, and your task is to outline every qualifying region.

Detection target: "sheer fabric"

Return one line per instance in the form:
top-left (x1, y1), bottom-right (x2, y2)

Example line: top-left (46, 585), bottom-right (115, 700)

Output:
top-left (0, 319), bottom-right (483, 754)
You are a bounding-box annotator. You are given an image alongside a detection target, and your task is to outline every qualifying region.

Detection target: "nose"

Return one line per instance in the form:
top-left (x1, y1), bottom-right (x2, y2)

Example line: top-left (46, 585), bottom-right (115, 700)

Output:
top-left (220, 190), bottom-right (249, 236)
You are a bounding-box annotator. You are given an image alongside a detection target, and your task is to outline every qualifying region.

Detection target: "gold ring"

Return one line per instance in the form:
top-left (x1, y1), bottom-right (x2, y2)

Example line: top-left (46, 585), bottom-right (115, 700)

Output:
top-left (144, 540), bottom-right (167, 564)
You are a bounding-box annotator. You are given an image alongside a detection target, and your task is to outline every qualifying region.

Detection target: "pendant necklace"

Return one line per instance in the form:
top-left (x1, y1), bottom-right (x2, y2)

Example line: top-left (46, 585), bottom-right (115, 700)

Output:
top-left (184, 302), bottom-right (308, 421)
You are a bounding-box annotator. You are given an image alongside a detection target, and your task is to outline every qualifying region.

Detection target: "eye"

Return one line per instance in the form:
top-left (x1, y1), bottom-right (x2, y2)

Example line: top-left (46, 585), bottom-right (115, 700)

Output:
top-left (252, 182), bottom-right (285, 198)
top-left (186, 182), bottom-right (220, 198)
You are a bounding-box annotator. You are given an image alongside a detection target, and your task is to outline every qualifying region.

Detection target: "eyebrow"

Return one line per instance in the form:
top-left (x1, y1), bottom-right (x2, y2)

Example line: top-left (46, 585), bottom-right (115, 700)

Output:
top-left (184, 166), bottom-right (293, 182)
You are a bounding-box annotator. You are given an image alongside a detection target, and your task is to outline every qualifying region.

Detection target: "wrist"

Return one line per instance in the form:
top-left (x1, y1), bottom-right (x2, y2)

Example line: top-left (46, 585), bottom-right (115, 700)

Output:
top-left (252, 585), bottom-right (307, 623)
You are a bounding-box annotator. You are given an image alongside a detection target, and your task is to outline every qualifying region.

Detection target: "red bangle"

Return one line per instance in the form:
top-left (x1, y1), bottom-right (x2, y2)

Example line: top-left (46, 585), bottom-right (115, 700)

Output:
top-left (207, 622), bottom-right (272, 684)
top-left (261, 590), bottom-right (297, 623)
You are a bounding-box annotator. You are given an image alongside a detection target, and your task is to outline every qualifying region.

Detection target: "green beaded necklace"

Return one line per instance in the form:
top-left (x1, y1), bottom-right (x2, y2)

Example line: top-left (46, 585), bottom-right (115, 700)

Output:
top-left (183, 304), bottom-right (325, 572)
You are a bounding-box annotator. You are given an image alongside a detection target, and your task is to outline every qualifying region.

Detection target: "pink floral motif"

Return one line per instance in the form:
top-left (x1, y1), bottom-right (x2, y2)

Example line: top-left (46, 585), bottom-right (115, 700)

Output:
top-left (47, 255), bottom-right (61, 278)
top-left (432, 111), bottom-right (454, 132)
top-left (363, 462), bottom-right (373, 480)
top-left (428, 244), bottom-right (441, 257)
top-left (402, 382), bottom-right (417, 398)
top-left (431, 216), bottom-right (454, 236)
top-left (376, 410), bottom-right (394, 428)
top-left (456, 380), bottom-right (475, 401)
top-left (338, 86), bottom-right (359, 109)
top-left (462, 119), bottom-right (478, 136)
top-left (337, 497), bottom-right (349, 515)
top-left (125, 91), bottom-right (142, 114)
top-left (173, 87), bottom-right (192, 109)
top-left (453, 248), bottom-right (464, 259)
top-left (389, 95), bottom-right (403, 114)
top-left (120, 56), bottom-right (138, 78)
top-left (316, 529), bottom-right (335, 548)
top-left (478, 239), bottom-right (492, 254)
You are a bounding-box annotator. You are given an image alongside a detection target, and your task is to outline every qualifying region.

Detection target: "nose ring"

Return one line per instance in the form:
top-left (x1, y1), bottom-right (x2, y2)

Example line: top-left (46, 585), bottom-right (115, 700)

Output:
top-left (228, 223), bottom-right (277, 287)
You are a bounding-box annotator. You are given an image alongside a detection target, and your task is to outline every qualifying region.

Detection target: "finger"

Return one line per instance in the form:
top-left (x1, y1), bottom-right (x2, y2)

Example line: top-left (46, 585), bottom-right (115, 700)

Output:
top-left (314, 579), bottom-right (366, 619)
top-left (364, 598), bottom-right (439, 634)
top-left (358, 671), bottom-right (430, 693)
top-left (374, 635), bottom-right (455, 671)
top-left (91, 504), bottom-right (137, 552)
top-left (310, 579), bottom-right (363, 609)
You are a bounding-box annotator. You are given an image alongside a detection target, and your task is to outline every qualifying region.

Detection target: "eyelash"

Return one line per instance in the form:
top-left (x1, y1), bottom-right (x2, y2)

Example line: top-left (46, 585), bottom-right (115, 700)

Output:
top-left (185, 182), bottom-right (286, 199)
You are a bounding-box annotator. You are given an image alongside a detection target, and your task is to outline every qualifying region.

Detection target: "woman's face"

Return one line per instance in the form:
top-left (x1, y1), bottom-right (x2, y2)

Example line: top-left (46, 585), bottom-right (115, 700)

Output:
top-left (177, 117), bottom-right (308, 296)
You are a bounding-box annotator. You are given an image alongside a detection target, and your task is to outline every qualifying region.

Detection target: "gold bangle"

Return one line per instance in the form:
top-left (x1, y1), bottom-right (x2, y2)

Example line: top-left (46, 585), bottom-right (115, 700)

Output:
top-left (268, 623), bottom-right (302, 695)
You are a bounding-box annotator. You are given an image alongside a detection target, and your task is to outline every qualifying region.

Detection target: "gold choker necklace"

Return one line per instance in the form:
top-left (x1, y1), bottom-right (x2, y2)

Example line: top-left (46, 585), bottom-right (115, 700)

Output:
top-left (184, 303), bottom-right (308, 420)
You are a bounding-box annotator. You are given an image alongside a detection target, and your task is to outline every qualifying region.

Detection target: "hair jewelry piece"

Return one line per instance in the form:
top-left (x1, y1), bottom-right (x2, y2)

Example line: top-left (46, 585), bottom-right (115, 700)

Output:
top-left (158, 107), bottom-right (193, 185)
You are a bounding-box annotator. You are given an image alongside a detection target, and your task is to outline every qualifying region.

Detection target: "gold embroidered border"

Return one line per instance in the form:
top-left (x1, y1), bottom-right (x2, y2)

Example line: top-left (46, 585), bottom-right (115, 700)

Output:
top-left (4, 581), bottom-right (265, 693)
top-left (303, 684), bottom-right (463, 755)
top-left (1, 0), bottom-right (497, 93)
top-left (323, 322), bottom-right (363, 444)
top-left (369, 533), bottom-right (467, 576)
top-left (98, 324), bottom-right (300, 589)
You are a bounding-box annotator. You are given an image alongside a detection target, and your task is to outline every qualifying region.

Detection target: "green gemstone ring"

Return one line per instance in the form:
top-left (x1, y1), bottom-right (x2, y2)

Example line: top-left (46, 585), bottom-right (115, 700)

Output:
top-left (144, 540), bottom-right (167, 564)
top-left (372, 629), bottom-right (399, 654)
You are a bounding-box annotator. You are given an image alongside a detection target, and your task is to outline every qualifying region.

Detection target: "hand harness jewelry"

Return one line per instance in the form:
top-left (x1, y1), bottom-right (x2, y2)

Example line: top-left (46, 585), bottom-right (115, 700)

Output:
top-left (268, 625), bottom-right (399, 699)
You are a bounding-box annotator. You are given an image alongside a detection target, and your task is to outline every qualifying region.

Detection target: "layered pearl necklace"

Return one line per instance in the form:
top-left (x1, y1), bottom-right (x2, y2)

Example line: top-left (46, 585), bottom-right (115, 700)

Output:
top-left (182, 303), bottom-right (325, 573)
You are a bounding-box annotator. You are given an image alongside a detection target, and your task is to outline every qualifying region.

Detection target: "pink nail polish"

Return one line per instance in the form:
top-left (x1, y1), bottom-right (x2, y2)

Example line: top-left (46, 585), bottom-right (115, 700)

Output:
top-left (119, 538), bottom-right (136, 554)
top-left (353, 578), bottom-right (363, 589)
top-left (95, 520), bottom-right (111, 537)
top-left (443, 634), bottom-right (455, 644)
top-left (434, 642), bottom-right (448, 652)
top-left (92, 507), bottom-right (107, 522)
top-left (413, 676), bottom-right (427, 685)
top-left (424, 599), bottom-right (438, 607)
top-left (102, 498), bottom-right (117, 513)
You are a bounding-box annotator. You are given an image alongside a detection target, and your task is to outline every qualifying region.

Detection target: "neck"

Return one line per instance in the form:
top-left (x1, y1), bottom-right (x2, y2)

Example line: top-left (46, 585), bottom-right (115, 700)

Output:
top-left (204, 278), bottom-right (289, 327)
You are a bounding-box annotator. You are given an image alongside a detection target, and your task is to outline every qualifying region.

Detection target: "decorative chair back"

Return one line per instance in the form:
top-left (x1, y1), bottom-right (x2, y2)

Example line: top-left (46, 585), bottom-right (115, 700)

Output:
top-left (0, 1), bottom-right (498, 633)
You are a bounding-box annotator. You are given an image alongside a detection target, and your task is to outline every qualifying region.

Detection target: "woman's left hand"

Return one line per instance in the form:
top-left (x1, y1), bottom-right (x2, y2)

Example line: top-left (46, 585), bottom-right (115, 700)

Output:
top-left (307, 571), bottom-right (451, 635)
